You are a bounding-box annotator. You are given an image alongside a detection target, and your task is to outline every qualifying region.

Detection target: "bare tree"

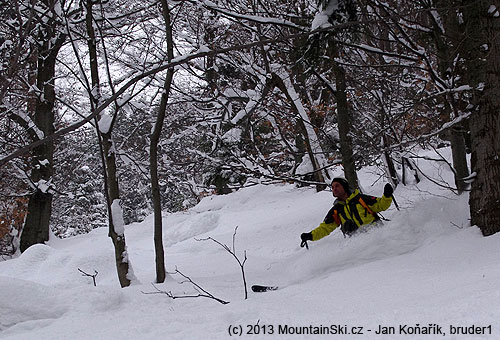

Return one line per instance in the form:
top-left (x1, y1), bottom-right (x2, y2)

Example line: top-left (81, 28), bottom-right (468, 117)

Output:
top-left (309, 0), bottom-right (359, 188)
top-left (82, 0), bottom-right (134, 287)
top-left (150, 0), bottom-right (175, 284)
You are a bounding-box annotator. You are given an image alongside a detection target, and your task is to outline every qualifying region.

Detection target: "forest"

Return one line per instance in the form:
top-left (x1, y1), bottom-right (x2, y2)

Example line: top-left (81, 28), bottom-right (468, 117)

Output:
top-left (1, 0), bottom-right (499, 287)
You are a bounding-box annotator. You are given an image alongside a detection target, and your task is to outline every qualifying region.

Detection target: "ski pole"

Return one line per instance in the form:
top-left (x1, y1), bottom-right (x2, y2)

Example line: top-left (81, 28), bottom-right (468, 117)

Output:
top-left (392, 194), bottom-right (400, 211)
top-left (300, 240), bottom-right (309, 250)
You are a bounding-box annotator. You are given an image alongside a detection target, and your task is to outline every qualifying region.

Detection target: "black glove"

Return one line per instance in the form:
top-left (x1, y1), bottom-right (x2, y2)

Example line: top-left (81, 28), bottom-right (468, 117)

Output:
top-left (301, 232), bottom-right (312, 242)
top-left (383, 183), bottom-right (394, 197)
top-left (300, 232), bottom-right (312, 249)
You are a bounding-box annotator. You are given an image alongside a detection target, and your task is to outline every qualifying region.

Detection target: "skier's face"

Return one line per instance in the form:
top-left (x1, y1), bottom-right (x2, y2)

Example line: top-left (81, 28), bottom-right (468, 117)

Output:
top-left (331, 182), bottom-right (346, 199)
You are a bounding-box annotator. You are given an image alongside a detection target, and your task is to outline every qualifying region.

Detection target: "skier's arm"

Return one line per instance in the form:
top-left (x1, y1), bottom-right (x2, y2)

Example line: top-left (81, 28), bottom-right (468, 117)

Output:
top-left (369, 195), bottom-right (392, 213)
top-left (362, 184), bottom-right (393, 213)
top-left (311, 221), bottom-right (339, 241)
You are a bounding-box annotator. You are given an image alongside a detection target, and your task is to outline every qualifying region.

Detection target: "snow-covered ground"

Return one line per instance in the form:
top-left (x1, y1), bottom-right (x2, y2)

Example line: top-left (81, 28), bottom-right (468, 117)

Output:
top-left (1, 148), bottom-right (499, 340)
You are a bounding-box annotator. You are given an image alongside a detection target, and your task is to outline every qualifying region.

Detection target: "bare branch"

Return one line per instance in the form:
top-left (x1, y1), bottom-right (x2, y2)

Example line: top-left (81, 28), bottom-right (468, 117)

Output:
top-left (78, 268), bottom-right (98, 286)
top-left (196, 226), bottom-right (248, 300)
top-left (0, 19), bottom-right (374, 168)
top-left (143, 268), bottom-right (229, 305)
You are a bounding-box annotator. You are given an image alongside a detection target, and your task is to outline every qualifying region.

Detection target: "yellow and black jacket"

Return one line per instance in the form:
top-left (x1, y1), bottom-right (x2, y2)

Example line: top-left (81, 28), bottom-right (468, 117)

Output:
top-left (311, 189), bottom-right (392, 240)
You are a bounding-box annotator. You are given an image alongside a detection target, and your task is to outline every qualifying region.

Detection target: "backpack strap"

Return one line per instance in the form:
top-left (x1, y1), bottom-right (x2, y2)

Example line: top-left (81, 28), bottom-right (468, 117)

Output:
top-left (335, 202), bottom-right (350, 223)
top-left (358, 196), bottom-right (379, 220)
top-left (358, 194), bottom-right (390, 221)
top-left (324, 205), bottom-right (342, 225)
top-left (332, 209), bottom-right (341, 225)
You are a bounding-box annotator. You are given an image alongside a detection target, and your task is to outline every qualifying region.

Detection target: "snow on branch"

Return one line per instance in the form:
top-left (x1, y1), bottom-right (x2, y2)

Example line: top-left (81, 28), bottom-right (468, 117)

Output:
top-left (384, 112), bottom-right (472, 153)
top-left (188, 0), bottom-right (304, 30)
top-left (0, 20), bottom-right (364, 168)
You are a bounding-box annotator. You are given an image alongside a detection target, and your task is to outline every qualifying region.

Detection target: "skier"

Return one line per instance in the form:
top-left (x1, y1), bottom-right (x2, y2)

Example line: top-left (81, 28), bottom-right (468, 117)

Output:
top-left (300, 178), bottom-right (394, 246)
top-left (253, 178), bottom-right (394, 293)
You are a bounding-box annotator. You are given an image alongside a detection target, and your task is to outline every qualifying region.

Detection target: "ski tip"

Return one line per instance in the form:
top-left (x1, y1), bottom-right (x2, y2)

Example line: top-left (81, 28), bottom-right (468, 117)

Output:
top-left (251, 284), bottom-right (279, 293)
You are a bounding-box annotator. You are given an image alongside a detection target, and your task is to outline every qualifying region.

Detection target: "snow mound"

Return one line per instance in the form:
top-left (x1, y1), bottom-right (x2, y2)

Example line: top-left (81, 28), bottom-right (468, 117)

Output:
top-left (0, 276), bottom-right (67, 334)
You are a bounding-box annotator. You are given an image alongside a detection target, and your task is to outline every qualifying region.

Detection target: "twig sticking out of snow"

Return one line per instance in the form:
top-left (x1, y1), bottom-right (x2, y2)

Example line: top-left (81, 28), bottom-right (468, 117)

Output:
top-left (78, 268), bottom-right (98, 287)
top-left (143, 268), bottom-right (229, 305)
top-left (196, 226), bottom-right (248, 300)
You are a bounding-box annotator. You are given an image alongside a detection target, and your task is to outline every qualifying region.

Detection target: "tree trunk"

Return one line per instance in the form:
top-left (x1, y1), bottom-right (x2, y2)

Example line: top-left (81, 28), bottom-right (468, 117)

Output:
top-left (449, 124), bottom-right (469, 193)
top-left (431, 1), bottom-right (470, 193)
top-left (332, 61), bottom-right (359, 188)
top-left (463, 1), bottom-right (500, 236)
top-left (85, 0), bottom-right (132, 286)
top-left (95, 129), bottom-right (132, 287)
top-left (20, 1), bottom-right (65, 252)
top-left (20, 191), bottom-right (52, 252)
top-left (381, 135), bottom-right (398, 187)
top-left (150, 0), bottom-right (175, 284)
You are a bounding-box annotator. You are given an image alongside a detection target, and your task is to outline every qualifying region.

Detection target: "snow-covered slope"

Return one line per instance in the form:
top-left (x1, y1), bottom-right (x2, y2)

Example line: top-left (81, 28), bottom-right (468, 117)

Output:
top-left (1, 149), bottom-right (499, 340)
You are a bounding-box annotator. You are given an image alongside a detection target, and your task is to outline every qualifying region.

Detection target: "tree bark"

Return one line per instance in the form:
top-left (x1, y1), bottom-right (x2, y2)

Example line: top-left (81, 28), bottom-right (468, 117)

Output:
top-left (331, 61), bottom-right (359, 189)
top-left (449, 124), bottom-right (469, 192)
top-left (463, 1), bottom-right (500, 236)
top-left (85, 0), bottom-right (132, 286)
top-left (20, 0), bottom-right (65, 252)
top-left (381, 134), bottom-right (398, 187)
top-left (20, 191), bottom-right (52, 252)
top-left (431, 1), bottom-right (470, 193)
top-left (150, 0), bottom-right (175, 284)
